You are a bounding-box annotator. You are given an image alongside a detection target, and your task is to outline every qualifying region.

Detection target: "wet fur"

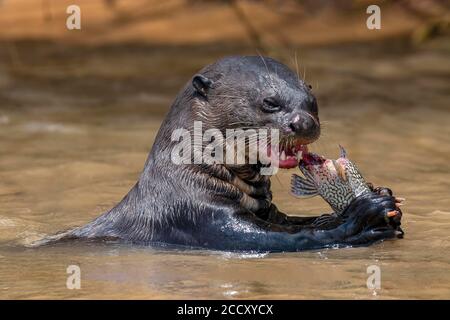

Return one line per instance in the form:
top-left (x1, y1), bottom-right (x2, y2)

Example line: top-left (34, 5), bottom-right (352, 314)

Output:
top-left (39, 56), bottom-right (402, 251)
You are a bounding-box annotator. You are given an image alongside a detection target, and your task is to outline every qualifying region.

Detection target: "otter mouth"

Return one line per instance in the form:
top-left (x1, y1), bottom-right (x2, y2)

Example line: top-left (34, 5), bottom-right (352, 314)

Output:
top-left (276, 144), bottom-right (308, 169)
top-left (259, 136), bottom-right (322, 169)
top-left (265, 136), bottom-right (312, 169)
top-left (272, 131), bottom-right (321, 169)
top-left (264, 138), bottom-right (324, 169)
top-left (299, 152), bottom-right (326, 167)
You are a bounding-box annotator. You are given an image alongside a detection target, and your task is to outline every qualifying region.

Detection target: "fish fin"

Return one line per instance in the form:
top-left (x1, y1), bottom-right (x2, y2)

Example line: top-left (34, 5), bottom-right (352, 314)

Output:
top-left (299, 166), bottom-right (315, 181)
top-left (291, 174), bottom-right (319, 198)
top-left (292, 173), bottom-right (316, 190)
top-left (332, 160), bottom-right (347, 182)
top-left (338, 144), bottom-right (347, 158)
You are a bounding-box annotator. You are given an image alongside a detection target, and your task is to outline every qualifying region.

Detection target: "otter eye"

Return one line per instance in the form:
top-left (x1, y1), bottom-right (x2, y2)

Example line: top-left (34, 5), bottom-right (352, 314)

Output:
top-left (262, 97), bottom-right (282, 113)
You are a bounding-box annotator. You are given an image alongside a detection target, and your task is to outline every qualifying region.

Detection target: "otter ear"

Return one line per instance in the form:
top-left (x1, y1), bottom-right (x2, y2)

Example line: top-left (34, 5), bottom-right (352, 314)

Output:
top-left (192, 74), bottom-right (213, 98)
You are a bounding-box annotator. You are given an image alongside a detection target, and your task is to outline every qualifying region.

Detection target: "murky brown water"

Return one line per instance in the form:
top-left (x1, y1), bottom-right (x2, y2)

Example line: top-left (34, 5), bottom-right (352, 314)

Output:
top-left (0, 39), bottom-right (449, 299)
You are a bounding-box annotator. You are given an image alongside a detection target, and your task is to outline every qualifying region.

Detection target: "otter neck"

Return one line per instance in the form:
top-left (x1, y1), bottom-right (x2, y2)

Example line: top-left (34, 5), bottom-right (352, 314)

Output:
top-left (207, 163), bottom-right (273, 214)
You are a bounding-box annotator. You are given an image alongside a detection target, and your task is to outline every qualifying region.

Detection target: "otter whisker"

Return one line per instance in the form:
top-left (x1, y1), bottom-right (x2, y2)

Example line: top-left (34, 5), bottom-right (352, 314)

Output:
top-left (294, 51), bottom-right (301, 87)
top-left (303, 65), bottom-right (307, 82)
top-left (257, 51), bottom-right (280, 96)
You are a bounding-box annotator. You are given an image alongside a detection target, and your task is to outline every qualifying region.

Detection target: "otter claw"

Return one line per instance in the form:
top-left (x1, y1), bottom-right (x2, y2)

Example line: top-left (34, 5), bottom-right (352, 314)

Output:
top-left (384, 210), bottom-right (399, 224)
top-left (395, 202), bottom-right (404, 208)
top-left (387, 210), bottom-right (398, 218)
top-left (395, 197), bottom-right (406, 202)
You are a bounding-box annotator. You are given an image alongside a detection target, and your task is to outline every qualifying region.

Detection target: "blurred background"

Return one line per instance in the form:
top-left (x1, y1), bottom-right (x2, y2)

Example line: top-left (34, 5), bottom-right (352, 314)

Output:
top-left (0, 0), bottom-right (449, 299)
top-left (0, 0), bottom-right (448, 116)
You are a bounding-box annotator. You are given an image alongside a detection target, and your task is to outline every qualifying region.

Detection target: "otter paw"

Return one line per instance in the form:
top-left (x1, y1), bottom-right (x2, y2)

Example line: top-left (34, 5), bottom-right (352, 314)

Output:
top-left (341, 193), bottom-right (403, 240)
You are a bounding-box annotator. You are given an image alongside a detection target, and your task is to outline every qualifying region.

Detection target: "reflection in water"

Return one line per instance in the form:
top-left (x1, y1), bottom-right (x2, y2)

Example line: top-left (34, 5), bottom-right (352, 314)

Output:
top-left (0, 39), bottom-right (449, 299)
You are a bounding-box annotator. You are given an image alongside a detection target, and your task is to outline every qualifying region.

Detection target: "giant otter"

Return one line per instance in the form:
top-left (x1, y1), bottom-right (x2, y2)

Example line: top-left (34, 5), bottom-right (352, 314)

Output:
top-left (45, 56), bottom-right (402, 251)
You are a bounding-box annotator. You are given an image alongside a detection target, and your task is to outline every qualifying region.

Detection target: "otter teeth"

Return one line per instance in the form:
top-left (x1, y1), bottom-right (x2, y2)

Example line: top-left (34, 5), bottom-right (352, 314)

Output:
top-left (297, 151), bottom-right (303, 159)
top-left (280, 151), bottom-right (286, 161)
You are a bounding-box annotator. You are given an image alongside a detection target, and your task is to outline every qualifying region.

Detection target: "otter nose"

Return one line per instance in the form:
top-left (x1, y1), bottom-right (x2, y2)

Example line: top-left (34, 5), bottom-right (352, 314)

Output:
top-left (289, 113), bottom-right (316, 134)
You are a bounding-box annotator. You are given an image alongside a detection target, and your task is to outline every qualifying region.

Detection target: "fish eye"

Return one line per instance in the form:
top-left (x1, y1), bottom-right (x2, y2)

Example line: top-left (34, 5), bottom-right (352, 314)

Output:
top-left (262, 97), bottom-right (282, 113)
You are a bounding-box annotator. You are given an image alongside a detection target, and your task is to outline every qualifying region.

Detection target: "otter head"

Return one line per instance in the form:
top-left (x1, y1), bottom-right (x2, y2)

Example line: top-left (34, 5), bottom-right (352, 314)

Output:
top-left (190, 55), bottom-right (320, 170)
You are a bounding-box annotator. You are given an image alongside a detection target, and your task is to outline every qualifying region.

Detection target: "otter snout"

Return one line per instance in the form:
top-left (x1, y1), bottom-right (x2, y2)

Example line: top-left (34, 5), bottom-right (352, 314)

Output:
top-left (289, 112), bottom-right (320, 143)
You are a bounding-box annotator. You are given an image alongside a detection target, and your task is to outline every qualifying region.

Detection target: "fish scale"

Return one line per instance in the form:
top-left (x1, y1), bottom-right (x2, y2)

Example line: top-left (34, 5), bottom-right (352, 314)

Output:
top-left (291, 145), bottom-right (371, 215)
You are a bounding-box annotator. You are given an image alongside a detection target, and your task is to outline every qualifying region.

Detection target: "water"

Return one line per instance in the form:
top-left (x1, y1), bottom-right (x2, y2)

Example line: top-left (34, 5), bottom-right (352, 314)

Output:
top-left (0, 39), bottom-right (449, 299)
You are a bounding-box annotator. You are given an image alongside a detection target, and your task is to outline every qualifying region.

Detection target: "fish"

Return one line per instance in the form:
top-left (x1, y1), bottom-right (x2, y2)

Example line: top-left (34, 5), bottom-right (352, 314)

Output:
top-left (291, 145), bottom-right (372, 215)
